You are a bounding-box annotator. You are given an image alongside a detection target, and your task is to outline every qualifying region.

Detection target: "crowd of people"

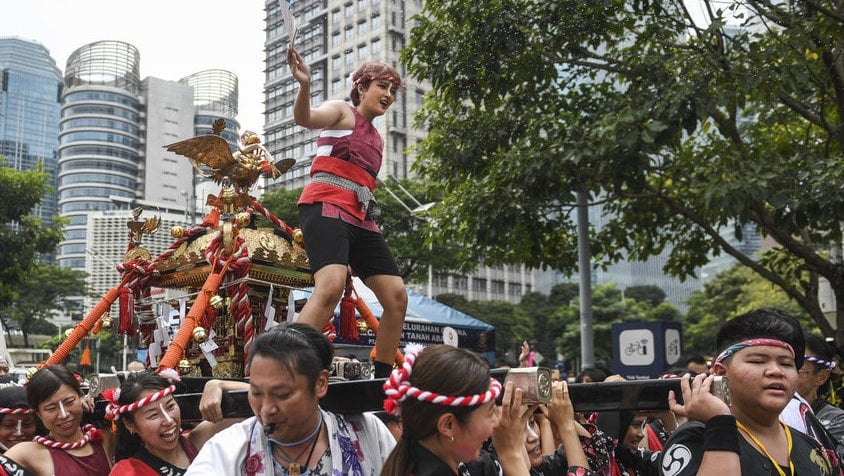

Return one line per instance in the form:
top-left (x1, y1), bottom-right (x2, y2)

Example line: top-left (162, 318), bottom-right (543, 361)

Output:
top-left (0, 307), bottom-right (841, 475)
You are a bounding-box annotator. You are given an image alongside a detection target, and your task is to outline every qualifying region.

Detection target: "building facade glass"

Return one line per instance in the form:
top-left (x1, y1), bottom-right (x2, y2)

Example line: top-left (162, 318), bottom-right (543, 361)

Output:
top-left (0, 37), bottom-right (63, 228)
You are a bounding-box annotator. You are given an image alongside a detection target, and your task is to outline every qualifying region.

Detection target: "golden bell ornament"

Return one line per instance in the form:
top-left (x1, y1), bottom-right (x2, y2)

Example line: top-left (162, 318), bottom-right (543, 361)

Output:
top-left (357, 319), bottom-right (369, 333)
top-left (178, 359), bottom-right (193, 375)
top-left (192, 326), bottom-right (208, 343)
top-left (235, 212), bottom-right (251, 228)
top-left (293, 229), bottom-right (304, 246)
top-left (101, 314), bottom-right (113, 330)
top-left (64, 328), bottom-right (74, 338)
top-left (210, 295), bottom-right (225, 310)
top-left (170, 225), bottom-right (184, 238)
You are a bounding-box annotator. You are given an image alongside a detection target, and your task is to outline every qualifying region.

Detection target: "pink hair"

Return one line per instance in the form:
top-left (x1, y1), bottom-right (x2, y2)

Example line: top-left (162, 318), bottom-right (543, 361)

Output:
top-left (349, 62), bottom-right (404, 106)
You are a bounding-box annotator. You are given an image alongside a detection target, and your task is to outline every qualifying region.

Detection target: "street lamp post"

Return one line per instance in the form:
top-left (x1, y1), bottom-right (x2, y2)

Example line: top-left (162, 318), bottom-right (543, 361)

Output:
top-left (410, 203), bottom-right (437, 298)
top-left (379, 178), bottom-right (437, 297)
top-left (180, 190), bottom-right (189, 222)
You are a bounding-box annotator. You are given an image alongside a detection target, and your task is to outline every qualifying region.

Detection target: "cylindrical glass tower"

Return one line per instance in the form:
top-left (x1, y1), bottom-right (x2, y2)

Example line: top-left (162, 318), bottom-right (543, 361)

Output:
top-left (57, 41), bottom-right (142, 270)
top-left (180, 69), bottom-right (240, 146)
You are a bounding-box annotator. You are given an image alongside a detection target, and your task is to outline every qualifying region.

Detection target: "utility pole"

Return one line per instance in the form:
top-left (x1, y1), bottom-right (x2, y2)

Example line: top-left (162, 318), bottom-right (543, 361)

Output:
top-left (576, 189), bottom-right (594, 369)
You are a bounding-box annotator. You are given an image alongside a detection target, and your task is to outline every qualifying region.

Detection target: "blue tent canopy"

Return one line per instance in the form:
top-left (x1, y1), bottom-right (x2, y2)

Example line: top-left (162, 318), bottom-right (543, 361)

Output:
top-left (292, 279), bottom-right (495, 358)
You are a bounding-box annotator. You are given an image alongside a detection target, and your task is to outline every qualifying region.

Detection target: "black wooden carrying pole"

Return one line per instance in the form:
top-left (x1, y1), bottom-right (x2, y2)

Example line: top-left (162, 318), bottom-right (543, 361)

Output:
top-left (89, 376), bottom-right (686, 424)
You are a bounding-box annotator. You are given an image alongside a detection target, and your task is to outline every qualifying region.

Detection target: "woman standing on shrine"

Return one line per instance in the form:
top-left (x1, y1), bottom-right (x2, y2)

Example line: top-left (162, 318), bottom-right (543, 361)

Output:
top-left (287, 45), bottom-right (408, 378)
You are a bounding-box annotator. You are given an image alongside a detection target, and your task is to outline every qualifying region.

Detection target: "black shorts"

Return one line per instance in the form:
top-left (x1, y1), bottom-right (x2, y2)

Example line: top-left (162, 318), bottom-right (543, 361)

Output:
top-left (298, 203), bottom-right (401, 280)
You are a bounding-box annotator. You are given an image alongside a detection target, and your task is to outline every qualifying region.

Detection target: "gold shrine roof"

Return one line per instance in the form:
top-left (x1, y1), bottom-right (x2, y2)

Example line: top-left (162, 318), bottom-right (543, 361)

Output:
top-left (151, 227), bottom-right (313, 289)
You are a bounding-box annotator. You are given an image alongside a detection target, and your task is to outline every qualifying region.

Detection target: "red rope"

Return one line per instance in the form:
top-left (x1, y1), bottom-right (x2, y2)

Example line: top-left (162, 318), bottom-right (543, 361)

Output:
top-left (382, 349), bottom-right (501, 415)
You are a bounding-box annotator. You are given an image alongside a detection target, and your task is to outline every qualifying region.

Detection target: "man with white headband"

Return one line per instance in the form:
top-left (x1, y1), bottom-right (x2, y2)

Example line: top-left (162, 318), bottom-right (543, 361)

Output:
top-left (659, 308), bottom-right (841, 476)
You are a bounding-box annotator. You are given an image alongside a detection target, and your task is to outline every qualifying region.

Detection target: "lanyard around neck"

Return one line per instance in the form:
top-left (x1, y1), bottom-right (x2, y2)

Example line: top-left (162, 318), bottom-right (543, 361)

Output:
top-left (737, 421), bottom-right (794, 476)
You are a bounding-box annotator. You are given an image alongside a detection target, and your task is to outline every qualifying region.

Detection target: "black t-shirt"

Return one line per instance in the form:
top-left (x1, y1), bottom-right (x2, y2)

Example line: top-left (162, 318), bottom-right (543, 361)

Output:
top-left (658, 420), bottom-right (838, 476)
top-left (408, 443), bottom-right (503, 476)
top-left (531, 445), bottom-right (568, 476)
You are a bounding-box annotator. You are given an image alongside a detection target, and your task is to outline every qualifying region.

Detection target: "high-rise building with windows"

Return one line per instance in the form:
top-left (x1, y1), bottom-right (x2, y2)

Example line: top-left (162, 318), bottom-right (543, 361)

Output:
top-left (180, 69), bottom-right (240, 143)
top-left (57, 40), bottom-right (195, 272)
top-left (261, 0), bottom-right (537, 304)
top-left (0, 37), bottom-right (62, 228)
top-left (56, 40), bottom-right (242, 316)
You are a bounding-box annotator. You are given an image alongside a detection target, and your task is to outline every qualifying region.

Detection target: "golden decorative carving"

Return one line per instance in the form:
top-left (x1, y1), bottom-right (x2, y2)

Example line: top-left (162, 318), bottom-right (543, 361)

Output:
top-left (127, 207), bottom-right (160, 244)
top-left (124, 246), bottom-right (151, 262)
top-left (153, 228), bottom-right (312, 289)
top-left (259, 233), bottom-right (277, 251)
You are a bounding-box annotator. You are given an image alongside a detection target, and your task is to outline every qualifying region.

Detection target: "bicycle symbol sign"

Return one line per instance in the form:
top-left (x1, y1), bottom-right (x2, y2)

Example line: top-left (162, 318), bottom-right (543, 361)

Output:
top-left (618, 329), bottom-right (655, 366)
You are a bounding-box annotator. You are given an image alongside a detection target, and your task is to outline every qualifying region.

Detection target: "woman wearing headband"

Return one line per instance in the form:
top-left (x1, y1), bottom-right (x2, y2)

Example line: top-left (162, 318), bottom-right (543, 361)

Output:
top-left (380, 344), bottom-right (592, 476)
top-left (186, 323), bottom-right (395, 475)
top-left (105, 369), bottom-right (237, 476)
top-left (0, 386), bottom-right (36, 454)
top-left (1, 365), bottom-right (112, 476)
top-left (287, 44), bottom-right (408, 379)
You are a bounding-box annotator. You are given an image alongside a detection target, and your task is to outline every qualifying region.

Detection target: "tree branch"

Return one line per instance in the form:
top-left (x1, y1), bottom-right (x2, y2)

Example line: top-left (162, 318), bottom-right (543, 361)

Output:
top-left (645, 186), bottom-right (830, 333)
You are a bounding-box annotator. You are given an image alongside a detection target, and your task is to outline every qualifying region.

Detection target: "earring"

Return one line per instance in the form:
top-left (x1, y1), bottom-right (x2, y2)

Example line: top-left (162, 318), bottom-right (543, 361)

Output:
top-left (449, 436), bottom-right (454, 443)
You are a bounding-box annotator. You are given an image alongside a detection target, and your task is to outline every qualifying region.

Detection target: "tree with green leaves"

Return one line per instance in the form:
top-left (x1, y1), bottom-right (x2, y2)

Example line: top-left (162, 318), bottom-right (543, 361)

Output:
top-left (1, 263), bottom-right (87, 346)
top-left (550, 282), bottom-right (680, 365)
top-left (402, 0), bottom-right (844, 341)
top-left (625, 285), bottom-right (667, 307)
top-left (257, 186), bottom-right (302, 229)
top-left (0, 159), bottom-right (66, 309)
top-left (684, 264), bottom-right (818, 355)
top-left (435, 293), bottom-right (534, 360)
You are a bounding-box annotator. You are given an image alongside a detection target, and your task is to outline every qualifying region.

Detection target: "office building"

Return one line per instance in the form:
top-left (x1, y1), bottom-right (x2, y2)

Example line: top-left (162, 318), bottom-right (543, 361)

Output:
top-left (83, 206), bottom-right (192, 316)
top-left (0, 37), bottom-right (62, 228)
top-left (57, 41), bottom-right (191, 271)
top-left (56, 40), bottom-right (241, 315)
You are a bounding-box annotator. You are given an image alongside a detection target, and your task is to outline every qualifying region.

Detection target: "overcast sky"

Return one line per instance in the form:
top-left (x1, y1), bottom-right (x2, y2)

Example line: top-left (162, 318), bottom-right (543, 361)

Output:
top-left (3, 0), bottom-right (267, 132)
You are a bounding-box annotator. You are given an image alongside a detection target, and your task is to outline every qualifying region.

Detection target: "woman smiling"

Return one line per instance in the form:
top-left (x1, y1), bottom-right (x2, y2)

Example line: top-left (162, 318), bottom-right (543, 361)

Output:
top-left (2, 365), bottom-right (112, 476)
top-left (106, 369), bottom-right (237, 476)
